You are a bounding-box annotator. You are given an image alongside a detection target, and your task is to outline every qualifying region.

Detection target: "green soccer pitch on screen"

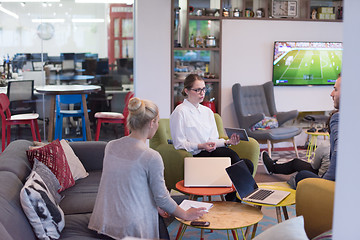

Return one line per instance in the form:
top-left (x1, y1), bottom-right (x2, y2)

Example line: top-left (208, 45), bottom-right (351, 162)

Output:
top-left (272, 41), bottom-right (342, 86)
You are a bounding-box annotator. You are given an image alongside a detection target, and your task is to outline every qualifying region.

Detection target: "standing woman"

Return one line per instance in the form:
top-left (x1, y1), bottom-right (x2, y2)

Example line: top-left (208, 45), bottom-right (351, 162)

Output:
top-left (89, 97), bottom-right (205, 240)
top-left (170, 74), bottom-right (254, 173)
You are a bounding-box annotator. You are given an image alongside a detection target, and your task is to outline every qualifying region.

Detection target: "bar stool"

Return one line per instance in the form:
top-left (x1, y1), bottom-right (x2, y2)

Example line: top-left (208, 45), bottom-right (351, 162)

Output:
top-left (0, 93), bottom-right (41, 151)
top-left (55, 94), bottom-right (89, 141)
top-left (94, 91), bottom-right (133, 141)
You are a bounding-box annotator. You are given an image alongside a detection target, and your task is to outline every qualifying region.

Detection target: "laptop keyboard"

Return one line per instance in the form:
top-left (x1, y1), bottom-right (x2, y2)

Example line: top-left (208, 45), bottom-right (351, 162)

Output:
top-left (249, 189), bottom-right (274, 200)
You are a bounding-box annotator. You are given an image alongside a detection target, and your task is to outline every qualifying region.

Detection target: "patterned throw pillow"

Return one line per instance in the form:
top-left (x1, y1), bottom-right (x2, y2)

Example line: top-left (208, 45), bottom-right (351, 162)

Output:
top-left (251, 116), bottom-right (279, 131)
top-left (20, 171), bottom-right (65, 240)
top-left (59, 139), bottom-right (89, 181)
top-left (33, 159), bottom-right (62, 204)
top-left (312, 229), bottom-right (332, 240)
top-left (27, 140), bottom-right (75, 192)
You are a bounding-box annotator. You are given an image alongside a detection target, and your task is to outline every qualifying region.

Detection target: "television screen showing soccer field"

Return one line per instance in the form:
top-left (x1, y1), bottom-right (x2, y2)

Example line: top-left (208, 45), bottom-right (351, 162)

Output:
top-left (272, 41), bottom-right (342, 86)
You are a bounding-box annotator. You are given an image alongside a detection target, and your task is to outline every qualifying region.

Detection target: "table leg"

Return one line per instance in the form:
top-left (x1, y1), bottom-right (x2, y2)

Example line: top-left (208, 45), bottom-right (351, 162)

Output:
top-left (251, 206), bottom-right (262, 238)
top-left (176, 224), bottom-right (187, 240)
top-left (282, 206), bottom-right (289, 220)
top-left (81, 94), bottom-right (92, 141)
top-left (201, 229), bottom-right (204, 240)
top-left (48, 96), bottom-right (56, 142)
top-left (275, 206), bottom-right (283, 223)
top-left (231, 229), bottom-right (240, 240)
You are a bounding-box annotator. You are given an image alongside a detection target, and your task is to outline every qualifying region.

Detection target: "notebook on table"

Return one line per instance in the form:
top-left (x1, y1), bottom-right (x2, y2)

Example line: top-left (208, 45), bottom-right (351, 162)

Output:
top-left (225, 160), bottom-right (290, 205)
top-left (184, 157), bottom-right (232, 187)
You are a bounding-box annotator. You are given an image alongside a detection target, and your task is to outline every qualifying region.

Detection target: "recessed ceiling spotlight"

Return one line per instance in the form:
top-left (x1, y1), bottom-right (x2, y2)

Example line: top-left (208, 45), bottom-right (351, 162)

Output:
top-left (58, 2), bottom-right (62, 6)
top-left (20, 2), bottom-right (25, 6)
top-left (42, 2), bottom-right (46, 7)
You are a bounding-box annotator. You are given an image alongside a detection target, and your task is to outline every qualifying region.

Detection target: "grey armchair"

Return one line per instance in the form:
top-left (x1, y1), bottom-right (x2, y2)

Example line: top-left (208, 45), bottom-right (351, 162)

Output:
top-left (232, 81), bottom-right (302, 157)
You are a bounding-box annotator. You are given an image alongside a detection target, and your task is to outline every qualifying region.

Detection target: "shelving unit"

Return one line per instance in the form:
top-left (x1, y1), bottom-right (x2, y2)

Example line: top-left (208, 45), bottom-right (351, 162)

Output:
top-left (170, 0), bottom-right (343, 112)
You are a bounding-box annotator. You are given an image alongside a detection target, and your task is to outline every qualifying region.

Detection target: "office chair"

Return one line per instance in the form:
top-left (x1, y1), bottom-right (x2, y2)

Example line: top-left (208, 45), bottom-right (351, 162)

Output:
top-left (0, 93), bottom-right (41, 151)
top-left (7, 80), bottom-right (37, 115)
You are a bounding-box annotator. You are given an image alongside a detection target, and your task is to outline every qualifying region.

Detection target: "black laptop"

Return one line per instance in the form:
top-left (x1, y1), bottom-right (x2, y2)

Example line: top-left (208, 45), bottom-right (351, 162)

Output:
top-left (226, 160), bottom-right (290, 205)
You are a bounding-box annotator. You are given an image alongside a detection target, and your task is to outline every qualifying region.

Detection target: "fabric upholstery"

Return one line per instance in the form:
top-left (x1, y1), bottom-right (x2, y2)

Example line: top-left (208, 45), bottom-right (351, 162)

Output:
top-left (0, 140), bottom-right (108, 240)
top-left (60, 171), bottom-right (101, 215)
top-left (0, 171), bottom-right (37, 239)
top-left (0, 139), bottom-right (33, 183)
top-left (253, 216), bottom-right (308, 240)
top-left (150, 113), bottom-right (260, 190)
top-left (232, 81), bottom-right (301, 141)
top-left (60, 140), bottom-right (89, 181)
top-left (20, 171), bottom-right (65, 240)
top-left (296, 178), bottom-right (335, 239)
top-left (33, 160), bottom-right (62, 204)
top-left (27, 140), bottom-right (75, 192)
top-left (68, 141), bottom-right (107, 172)
top-left (61, 214), bottom-right (113, 239)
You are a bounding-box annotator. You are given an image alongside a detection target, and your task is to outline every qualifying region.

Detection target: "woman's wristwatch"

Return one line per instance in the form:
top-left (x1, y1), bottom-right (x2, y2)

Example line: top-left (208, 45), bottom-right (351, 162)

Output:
top-left (224, 141), bottom-right (231, 147)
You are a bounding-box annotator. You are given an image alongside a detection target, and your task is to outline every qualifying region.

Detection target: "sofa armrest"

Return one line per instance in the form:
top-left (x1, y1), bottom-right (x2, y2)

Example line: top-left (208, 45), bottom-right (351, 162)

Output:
top-left (229, 137), bottom-right (260, 176)
top-left (69, 141), bottom-right (107, 172)
top-left (154, 144), bottom-right (192, 191)
top-left (296, 178), bottom-right (335, 239)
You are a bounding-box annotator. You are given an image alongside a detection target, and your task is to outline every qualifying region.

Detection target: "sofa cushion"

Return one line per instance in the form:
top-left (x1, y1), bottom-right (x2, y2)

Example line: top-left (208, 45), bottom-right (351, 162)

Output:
top-left (253, 215), bottom-right (308, 240)
top-left (27, 140), bottom-right (75, 192)
top-left (68, 141), bottom-right (107, 172)
top-left (60, 171), bottom-right (102, 215)
top-left (33, 160), bottom-right (62, 204)
top-left (20, 171), bottom-right (65, 240)
top-left (0, 171), bottom-right (37, 240)
top-left (60, 140), bottom-right (89, 181)
top-left (0, 140), bottom-right (33, 183)
top-left (60, 213), bottom-right (113, 239)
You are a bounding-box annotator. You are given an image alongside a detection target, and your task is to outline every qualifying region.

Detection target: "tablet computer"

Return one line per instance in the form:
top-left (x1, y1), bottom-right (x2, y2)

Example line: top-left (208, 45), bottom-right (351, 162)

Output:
top-left (225, 128), bottom-right (249, 141)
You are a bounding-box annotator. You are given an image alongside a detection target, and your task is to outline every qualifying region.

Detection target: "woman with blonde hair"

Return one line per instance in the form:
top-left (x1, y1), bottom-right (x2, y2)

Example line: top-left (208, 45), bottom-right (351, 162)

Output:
top-left (89, 97), bottom-right (205, 240)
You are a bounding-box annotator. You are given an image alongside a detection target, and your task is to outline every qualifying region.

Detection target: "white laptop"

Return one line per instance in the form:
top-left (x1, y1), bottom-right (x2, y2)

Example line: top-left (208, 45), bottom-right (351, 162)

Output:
top-left (184, 157), bottom-right (232, 187)
top-left (226, 160), bottom-right (290, 205)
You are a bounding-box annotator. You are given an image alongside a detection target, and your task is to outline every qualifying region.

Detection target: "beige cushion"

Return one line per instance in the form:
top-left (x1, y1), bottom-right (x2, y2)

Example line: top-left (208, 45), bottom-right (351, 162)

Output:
top-left (253, 216), bottom-right (308, 240)
top-left (60, 139), bottom-right (89, 181)
top-left (94, 112), bottom-right (124, 119)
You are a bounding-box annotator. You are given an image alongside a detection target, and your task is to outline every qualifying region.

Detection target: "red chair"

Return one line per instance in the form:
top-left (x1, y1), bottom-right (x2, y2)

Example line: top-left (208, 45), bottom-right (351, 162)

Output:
top-left (94, 91), bottom-right (134, 141)
top-left (0, 93), bottom-right (41, 151)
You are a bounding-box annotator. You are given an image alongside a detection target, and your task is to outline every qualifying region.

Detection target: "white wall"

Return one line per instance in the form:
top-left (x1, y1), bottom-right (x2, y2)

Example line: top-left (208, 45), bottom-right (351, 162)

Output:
top-left (134, 0), bottom-right (171, 118)
top-left (221, 20), bottom-right (343, 128)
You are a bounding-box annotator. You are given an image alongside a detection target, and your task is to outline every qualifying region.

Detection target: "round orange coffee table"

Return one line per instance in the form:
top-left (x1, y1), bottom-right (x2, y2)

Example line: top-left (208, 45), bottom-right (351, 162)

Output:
top-left (175, 180), bottom-right (235, 201)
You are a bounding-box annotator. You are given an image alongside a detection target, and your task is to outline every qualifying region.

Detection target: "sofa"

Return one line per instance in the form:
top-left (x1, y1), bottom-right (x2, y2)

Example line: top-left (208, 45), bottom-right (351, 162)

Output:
top-left (0, 139), bottom-right (109, 240)
top-left (150, 113), bottom-right (260, 190)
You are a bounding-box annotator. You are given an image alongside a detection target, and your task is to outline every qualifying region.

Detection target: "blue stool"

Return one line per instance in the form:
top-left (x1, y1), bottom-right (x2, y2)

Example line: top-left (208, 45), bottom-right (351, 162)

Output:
top-left (54, 94), bottom-right (89, 141)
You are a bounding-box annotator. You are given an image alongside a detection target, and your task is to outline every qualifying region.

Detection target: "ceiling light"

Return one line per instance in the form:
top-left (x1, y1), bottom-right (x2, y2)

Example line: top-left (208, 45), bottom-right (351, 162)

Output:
top-left (75, 0), bottom-right (133, 3)
top-left (32, 18), bottom-right (64, 23)
top-left (20, 2), bottom-right (25, 6)
top-left (0, 6), bottom-right (19, 19)
top-left (72, 18), bottom-right (105, 23)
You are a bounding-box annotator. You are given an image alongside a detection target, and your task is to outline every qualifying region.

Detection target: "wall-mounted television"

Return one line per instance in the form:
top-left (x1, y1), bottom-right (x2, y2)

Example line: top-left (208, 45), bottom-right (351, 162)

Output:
top-left (272, 41), bottom-right (342, 86)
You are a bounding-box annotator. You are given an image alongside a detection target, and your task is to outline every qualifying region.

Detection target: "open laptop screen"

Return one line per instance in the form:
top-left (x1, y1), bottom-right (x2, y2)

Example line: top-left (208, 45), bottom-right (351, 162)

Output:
top-left (226, 160), bottom-right (259, 198)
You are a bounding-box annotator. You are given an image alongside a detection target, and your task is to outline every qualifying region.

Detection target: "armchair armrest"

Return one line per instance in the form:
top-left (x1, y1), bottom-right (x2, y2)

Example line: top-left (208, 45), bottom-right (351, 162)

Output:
top-left (229, 137), bottom-right (260, 176)
top-left (243, 113), bottom-right (265, 129)
top-left (296, 178), bottom-right (335, 239)
top-left (276, 110), bottom-right (298, 126)
top-left (154, 144), bottom-right (192, 191)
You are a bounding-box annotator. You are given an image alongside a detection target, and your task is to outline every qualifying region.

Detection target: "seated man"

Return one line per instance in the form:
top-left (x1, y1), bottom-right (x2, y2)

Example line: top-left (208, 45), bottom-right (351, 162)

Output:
top-left (263, 75), bottom-right (341, 187)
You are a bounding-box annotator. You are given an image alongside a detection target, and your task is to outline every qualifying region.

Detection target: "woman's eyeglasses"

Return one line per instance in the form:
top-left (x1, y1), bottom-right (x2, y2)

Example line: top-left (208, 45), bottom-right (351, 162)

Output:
top-left (190, 87), bottom-right (207, 94)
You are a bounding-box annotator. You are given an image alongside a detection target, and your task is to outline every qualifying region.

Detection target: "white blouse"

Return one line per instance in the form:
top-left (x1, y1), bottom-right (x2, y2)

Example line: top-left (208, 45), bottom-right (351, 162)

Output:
top-left (170, 99), bottom-right (225, 155)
